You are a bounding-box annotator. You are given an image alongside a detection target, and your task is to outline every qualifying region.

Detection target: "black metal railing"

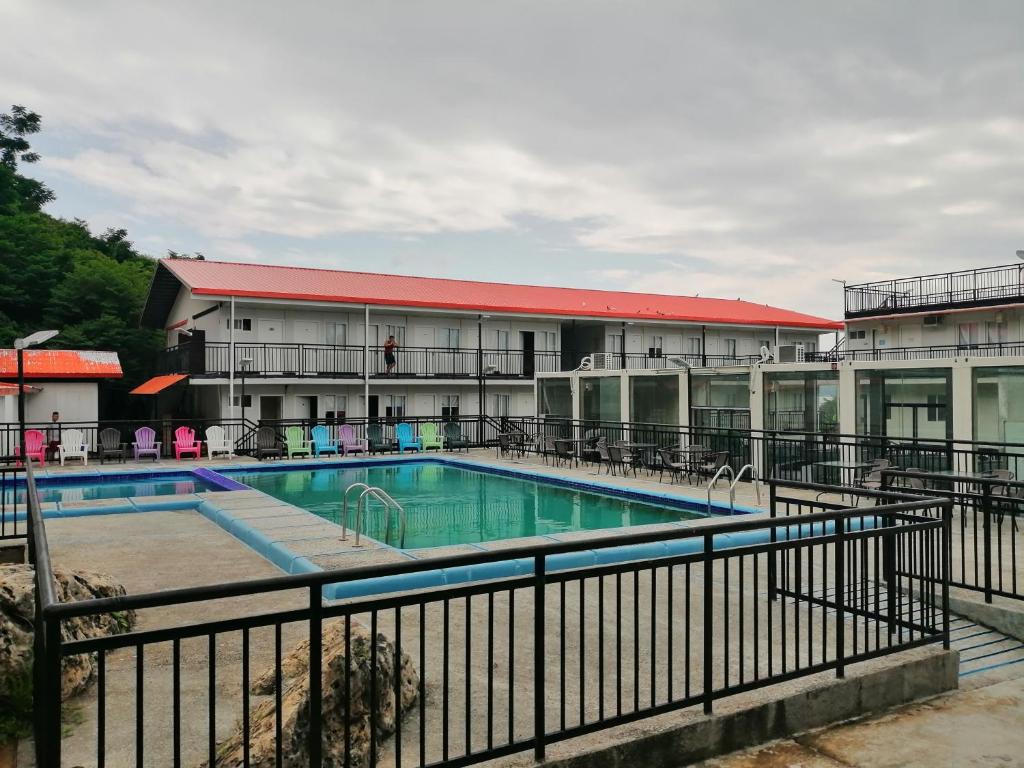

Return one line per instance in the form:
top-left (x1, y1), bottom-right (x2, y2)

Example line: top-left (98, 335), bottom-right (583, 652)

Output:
top-left (27, 467), bottom-right (949, 767)
top-left (621, 352), bottom-right (762, 370)
top-left (804, 340), bottom-right (1024, 363)
top-left (845, 263), bottom-right (1024, 318)
top-left (159, 341), bottom-right (561, 378)
top-left (0, 463), bottom-right (25, 541)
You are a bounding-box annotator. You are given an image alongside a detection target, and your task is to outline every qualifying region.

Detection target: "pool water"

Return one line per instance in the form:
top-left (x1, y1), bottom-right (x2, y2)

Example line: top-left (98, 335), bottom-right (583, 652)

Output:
top-left (231, 462), bottom-right (706, 549)
top-left (9, 474), bottom-right (220, 505)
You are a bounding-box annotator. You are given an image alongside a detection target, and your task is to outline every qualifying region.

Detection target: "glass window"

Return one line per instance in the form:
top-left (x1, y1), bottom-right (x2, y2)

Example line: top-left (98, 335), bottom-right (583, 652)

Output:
top-left (763, 370), bottom-right (839, 433)
top-left (630, 375), bottom-right (679, 425)
top-left (442, 328), bottom-right (461, 348)
top-left (539, 378), bottom-right (572, 417)
top-left (957, 323), bottom-right (979, 347)
top-left (974, 366), bottom-right (1024, 444)
top-left (441, 394), bottom-right (460, 418)
top-left (322, 395), bottom-right (347, 420)
top-left (688, 337), bottom-right (702, 355)
top-left (650, 335), bottom-right (664, 355)
top-left (385, 325), bottom-right (406, 345)
top-left (228, 318), bottom-right (253, 331)
top-left (385, 395), bottom-right (406, 420)
top-left (581, 376), bottom-right (622, 423)
top-left (856, 368), bottom-right (952, 440)
top-left (986, 321), bottom-right (1007, 344)
top-left (690, 372), bottom-right (749, 429)
top-left (607, 334), bottom-right (623, 353)
top-left (326, 322), bottom-right (346, 346)
top-left (724, 338), bottom-right (737, 358)
top-left (493, 330), bottom-right (510, 351)
top-left (543, 331), bottom-right (557, 351)
top-left (490, 393), bottom-right (511, 417)
top-left (231, 394), bottom-right (253, 407)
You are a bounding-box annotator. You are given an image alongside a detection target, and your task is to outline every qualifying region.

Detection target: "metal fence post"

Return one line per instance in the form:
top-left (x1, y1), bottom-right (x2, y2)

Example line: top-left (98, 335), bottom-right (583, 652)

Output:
top-left (835, 516), bottom-right (846, 678)
top-left (768, 482), bottom-right (778, 602)
top-left (534, 553), bottom-right (546, 761)
top-left (45, 617), bottom-right (62, 767)
top-left (703, 531), bottom-right (714, 714)
top-left (308, 587), bottom-right (323, 767)
top-left (982, 484), bottom-right (993, 603)
top-left (941, 500), bottom-right (952, 650)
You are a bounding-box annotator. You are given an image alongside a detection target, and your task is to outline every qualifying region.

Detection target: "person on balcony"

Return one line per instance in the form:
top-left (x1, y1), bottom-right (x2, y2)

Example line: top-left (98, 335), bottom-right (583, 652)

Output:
top-left (384, 335), bottom-right (398, 374)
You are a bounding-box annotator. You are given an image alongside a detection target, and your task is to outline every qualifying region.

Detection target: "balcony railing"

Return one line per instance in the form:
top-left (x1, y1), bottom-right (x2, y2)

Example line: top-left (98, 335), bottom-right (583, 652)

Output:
top-left (160, 341), bottom-right (561, 378)
top-left (803, 340), bottom-right (1024, 363)
top-left (593, 352), bottom-right (762, 371)
top-left (845, 263), bottom-right (1024, 318)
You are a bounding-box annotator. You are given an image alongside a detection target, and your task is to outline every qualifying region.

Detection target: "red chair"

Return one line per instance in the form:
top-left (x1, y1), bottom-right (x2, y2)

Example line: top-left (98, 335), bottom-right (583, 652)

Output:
top-left (15, 429), bottom-right (46, 466)
top-left (173, 426), bottom-right (202, 460)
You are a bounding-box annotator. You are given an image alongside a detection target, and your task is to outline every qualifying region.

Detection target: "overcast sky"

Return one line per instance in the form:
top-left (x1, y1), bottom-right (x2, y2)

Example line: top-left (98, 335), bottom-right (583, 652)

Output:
top-left (3, 1), bottom-right (1023, 319)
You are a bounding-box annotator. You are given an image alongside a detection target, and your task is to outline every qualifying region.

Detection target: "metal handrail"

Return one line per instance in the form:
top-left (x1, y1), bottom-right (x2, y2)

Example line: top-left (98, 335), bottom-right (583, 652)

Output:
top-left (340, 482), bottom-right (372, 540)
top-left (355, 486), bottom-right (407, 548)
top-left (706, 464), bottom-right (735, 514)
top-left (730, 464), bottom-right (761, 513)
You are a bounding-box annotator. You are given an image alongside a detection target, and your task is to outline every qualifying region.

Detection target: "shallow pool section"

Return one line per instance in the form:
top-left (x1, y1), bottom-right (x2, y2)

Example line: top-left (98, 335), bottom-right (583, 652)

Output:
top-left (10, 473), bottom-right (222, 505)
top-left (230, 462), bottom-right (706, 549)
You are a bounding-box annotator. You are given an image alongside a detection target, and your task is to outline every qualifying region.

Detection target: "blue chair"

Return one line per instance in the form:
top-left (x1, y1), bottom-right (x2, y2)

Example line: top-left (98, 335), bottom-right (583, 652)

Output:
top-left (310, 425), bottom-right (340, 458)
top-left (396, 422), bottom-right (422, 453)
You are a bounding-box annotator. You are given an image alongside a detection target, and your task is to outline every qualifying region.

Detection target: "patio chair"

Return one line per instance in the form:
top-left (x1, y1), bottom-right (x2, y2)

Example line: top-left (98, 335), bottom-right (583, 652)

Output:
top-left (552, 438), bottom-right (577, 468)
top-left (366, 423), bottom-right (390, 453)
top-left (540, 435), bottom-right (557, 465)
top-left (443, 422), bottom-right (470, 452)
top-left (607, 445), bottom-right (636, 477)
top-left (255, 426), bottom-right (284, 460)
top-left (581, 434), bottom-right (603, 466)
top-left (58, 429), bottom-right (88, 466)
top-left (657, 448), bottom-right (688, 484)
top-left (173, 426), bottom-right (202, 460)
top-left (98, 428), bottom-right (126, 464)
top-left (420, 423), bottom-right (444, 451)
top-left (284, 426), bottom-right (312, 459)
top-left (396, 422), bottom-right (422, 453)
top-left (498, 432), bottom-right (523, 460)
top-left (698, 451), bottom-right (730, 485)
top-left (132, 427), bottom-right (161, 462)
top-left (338, 424), bottom-right (367, 456)
top-left (16, 429), bottom-right (46, 466)
top-left (310, 424), bottom-right (340, 457)
top-left (205, 425), bottom-right (233, 460)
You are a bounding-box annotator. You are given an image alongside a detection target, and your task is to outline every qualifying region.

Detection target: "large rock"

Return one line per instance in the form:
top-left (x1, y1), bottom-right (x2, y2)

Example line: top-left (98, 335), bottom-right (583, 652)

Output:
top-left (206, 620), bottom-right (419, 768)
top-left (0, 564), bottom-right (136, 702)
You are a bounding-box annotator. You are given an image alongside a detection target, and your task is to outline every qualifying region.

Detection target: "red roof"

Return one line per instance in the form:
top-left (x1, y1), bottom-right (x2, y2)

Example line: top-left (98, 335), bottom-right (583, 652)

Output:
top-left (130, 373), bottom-right (187, 395)
top-left (0, 350), bottom-right (123, 380)
top-left (158, 258), bottom-right (842, 330)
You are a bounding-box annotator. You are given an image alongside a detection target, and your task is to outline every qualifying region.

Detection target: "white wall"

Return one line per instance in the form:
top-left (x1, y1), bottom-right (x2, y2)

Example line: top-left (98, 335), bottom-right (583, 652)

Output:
top-left (3, 382), bottom-right (101, 425)
top-left (846, 307), bottom-right (1022, 351)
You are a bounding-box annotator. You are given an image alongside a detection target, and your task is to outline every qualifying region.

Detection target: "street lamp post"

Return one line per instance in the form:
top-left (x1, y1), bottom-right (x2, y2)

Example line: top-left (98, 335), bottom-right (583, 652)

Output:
top-left (14, 330), bottom-right (60, 460)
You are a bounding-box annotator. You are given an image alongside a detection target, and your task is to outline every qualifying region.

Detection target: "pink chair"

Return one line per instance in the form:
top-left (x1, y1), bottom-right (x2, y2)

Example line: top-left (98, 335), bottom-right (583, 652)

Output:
top-left (339, 424), bottom-right (368, 456)
top-left (133, 427), bottom-right (161, 461)
top-left (15, 429), bottom-right (46, 466)
top-left (173, 426), bottom-right (202, 460)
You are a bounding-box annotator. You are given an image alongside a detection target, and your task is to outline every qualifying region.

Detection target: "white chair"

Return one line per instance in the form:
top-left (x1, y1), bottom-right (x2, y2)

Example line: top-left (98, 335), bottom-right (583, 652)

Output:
top-left (205, 425), bottom-right (233, 460)
top-left (58, 429), bottom-right (89, 466)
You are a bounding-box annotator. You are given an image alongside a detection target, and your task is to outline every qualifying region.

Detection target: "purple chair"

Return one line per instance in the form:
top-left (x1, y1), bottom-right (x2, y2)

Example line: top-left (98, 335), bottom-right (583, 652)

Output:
top-left (133, 426), bottom-right (161, 461)
top-left (339, 424), bottom-right (368, 456)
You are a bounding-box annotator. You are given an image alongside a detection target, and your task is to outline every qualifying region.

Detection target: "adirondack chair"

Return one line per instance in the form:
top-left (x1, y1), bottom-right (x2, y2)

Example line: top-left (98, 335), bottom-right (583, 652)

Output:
top-left (58, 429), bottom-right (89, 466)
top-left (420, 423), bottom-right (443, 451)
top-left (133, 427), bottom-right (161, 461)
top-left (173, 426), bottom-right (202, 460)
top-left (443, 422), bottom-right (470, 452)
top-left (310, 424), bottom-right (339, 457)
top-left (366, 423), bottom-right (390, 453)
top-left (284, 426), bottom-right (311, 458)
top-left (255, 426), bottom-right (283, 460)
top-left (98, 428), bottom-right (126, 464)
top-left (205, 425), bottom-right (233, 460)
top-left (396, 422), bottom-right (421, 453)
top-left (338, 424), bottom-right (367, 456)
top-left (16, 429), bottom-right (46, 466)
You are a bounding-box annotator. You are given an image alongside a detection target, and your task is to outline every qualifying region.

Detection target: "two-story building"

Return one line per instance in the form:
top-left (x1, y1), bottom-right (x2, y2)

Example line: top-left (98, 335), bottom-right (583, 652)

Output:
top-left (138, 257), bottom-right (839, 424)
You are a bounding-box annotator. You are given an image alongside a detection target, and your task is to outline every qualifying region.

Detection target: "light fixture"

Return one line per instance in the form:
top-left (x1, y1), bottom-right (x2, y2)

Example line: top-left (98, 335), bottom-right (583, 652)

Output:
top-left (14, 329), bottom-right (60, 350)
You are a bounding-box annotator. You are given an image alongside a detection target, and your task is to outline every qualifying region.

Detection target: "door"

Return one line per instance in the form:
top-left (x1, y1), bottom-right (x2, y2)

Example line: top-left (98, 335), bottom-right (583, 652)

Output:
top-left (299, 395), bottom-right (318, 425)
top-left (293, 321), bottom-right (321, 373)
top-left (521, 331), bottom-right (535, 377)
top-left (259, 395), bottom-right (283, 422)
top-left (256, 319), bottom-right (288, 372)
top-left (366, 394), bottom-right (379, 420)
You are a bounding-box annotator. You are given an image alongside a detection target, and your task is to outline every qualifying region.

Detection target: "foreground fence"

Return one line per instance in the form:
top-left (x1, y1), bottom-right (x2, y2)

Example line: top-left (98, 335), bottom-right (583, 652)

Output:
top-left (26, 463), bottom-right (950, 767)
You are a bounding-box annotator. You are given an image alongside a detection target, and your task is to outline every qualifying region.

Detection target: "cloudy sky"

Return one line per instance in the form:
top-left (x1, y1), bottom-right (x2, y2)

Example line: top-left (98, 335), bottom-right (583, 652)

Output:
top-left (3, 1), bottom-right (1023, 319)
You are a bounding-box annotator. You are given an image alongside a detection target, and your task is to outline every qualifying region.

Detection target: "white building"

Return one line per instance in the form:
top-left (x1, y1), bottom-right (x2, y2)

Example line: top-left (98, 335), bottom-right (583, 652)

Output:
top-left (138, 257), bottom-right (839, 423)
top-left (0, 349), bottom-right (123, 426)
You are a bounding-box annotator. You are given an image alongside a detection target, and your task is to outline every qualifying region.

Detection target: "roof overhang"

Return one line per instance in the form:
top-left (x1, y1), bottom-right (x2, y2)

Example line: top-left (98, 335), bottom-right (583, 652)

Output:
top-left (130, 373), bottom-right (188, 395)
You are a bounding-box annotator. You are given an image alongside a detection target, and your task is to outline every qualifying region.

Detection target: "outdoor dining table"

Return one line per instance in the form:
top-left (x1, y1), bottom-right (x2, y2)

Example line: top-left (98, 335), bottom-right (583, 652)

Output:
top-left (619, 441), bottom-right (658, 471)
top-left (812, 459), bottom-right (875, 501)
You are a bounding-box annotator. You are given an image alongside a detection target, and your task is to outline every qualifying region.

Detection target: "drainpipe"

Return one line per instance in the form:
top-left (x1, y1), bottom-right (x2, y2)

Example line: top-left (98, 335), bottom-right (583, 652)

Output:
top-left (620, 321), bottom-right (627, 370)
top-left (363, 304), bottom-right (370, 417)
top-left (701, 325), bottom-right (707, 367)
top-left (478, 315), bottom-right (484, 439)
top-left (229, 296), bottom-right (235, 421)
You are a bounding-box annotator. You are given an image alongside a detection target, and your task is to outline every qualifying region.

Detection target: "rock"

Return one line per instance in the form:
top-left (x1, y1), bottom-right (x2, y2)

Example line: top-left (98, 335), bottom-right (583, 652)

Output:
top-left (0, 564), bottom-right (136, 702)
top-left (205, 620), bottom-right (419, 768)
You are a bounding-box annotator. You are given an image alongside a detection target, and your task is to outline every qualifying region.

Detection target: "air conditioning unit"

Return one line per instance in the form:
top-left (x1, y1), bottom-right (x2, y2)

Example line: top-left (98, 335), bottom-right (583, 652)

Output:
top-left (775, 344), bottom-right (805, 363)
top-left (590, 352), bottom-right (621, 370)
top-left (923, 315), bottom-right (944, 328)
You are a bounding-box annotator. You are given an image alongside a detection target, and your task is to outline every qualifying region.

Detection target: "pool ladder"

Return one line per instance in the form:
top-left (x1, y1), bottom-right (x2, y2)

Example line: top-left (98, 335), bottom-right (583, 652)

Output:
top-left (341, 482), bottom-right (406, 548)
top-left (705, 464), bottom-right (761, 514)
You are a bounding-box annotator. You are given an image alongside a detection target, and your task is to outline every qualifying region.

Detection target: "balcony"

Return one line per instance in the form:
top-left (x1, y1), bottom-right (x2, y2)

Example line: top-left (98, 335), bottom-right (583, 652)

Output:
top-left (159, 341), bottom-right (561, 379)
top-left (845, 263), bottom-right (1024, 318)
top-left (801, 340), bottom-right (1024, 364)
top-left (591, 352), bottom-right (762, 370)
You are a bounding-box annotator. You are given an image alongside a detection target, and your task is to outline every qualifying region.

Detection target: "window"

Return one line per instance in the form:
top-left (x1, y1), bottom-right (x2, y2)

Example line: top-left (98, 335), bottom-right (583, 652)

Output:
top-left (724, 338), bottom-right (737, 358)
top-left (760, 339), bottom-right (772, 351)
top-left (385, 325), bottom-right (406, 345)
top-left (323, 395), bottom-right (347, 420)
top-left (489, 393), bottom-right (511, 417)
top-left (688, 337), bottom-right (702, 355)
top-left (231, 394), bottom-right (252, 407)
top-left (493, 330), bottom-right (510, 350)
top-left (849, 330), bottom-right (867, 341)
top-left (957, 323), bottom-right (979, 347)
top-left (326, 322), bottom-right (347, 346)
top-left (649, 335), bottom-right (664, 357)
top-left (227, 318), bottom-right (253, 332)
top-left (442, 328), bottom-right (461, 349)
top-left (987, 321), bottom-right (1007, 345)
top-left (539, 331), bottom-right (557, 351)
top-left (805, 341), bottom-right (817, 354)
top-left (608, 334), bottom-right (624, 353)
top-left (441, 394), bottom-right (460, 418)
top-left (926, 393), bottom-right (945, 422)
top-left (384, 395), bottom-right (406, 420)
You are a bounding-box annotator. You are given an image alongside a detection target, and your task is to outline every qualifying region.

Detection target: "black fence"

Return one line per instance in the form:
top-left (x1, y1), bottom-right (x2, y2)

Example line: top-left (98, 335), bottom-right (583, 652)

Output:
top-left (805, 340), bottom-right (1024, 363)
top-left (0, 464), bottom-right (26, 541)
top-left (25, 459), bottom-right (949, 767)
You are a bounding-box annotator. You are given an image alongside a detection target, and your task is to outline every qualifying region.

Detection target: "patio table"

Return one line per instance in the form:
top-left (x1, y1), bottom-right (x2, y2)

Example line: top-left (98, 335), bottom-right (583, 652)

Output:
top-left (813, 460), bottom-right (874, 501)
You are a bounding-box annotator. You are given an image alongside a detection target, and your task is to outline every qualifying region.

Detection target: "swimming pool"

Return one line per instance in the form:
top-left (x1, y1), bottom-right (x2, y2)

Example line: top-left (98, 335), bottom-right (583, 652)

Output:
top-left (9, 473), bottom-right (222, 505)
top-left (230, 462), bottom-right (708, 549)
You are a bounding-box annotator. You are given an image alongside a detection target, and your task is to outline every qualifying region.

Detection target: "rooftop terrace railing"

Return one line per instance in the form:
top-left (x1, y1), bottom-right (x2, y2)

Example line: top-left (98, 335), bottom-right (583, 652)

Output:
top-left (845, 263), bottom-right (1024, 318)
top-left (25, 459), bottom-right (949, 767)
top-left (803, 340), bottom-right (1024, 363)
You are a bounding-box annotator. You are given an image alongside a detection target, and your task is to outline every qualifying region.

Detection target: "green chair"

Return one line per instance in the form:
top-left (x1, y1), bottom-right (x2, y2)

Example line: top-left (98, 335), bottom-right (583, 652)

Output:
top-left (443, 422), bottom-right (471, 452)
top-left (420, 422), bottom-right (444, 451)
top-left (284, 426), bottom-right (312, 459)
top-left (366, 423), bottom-right (390, 453)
